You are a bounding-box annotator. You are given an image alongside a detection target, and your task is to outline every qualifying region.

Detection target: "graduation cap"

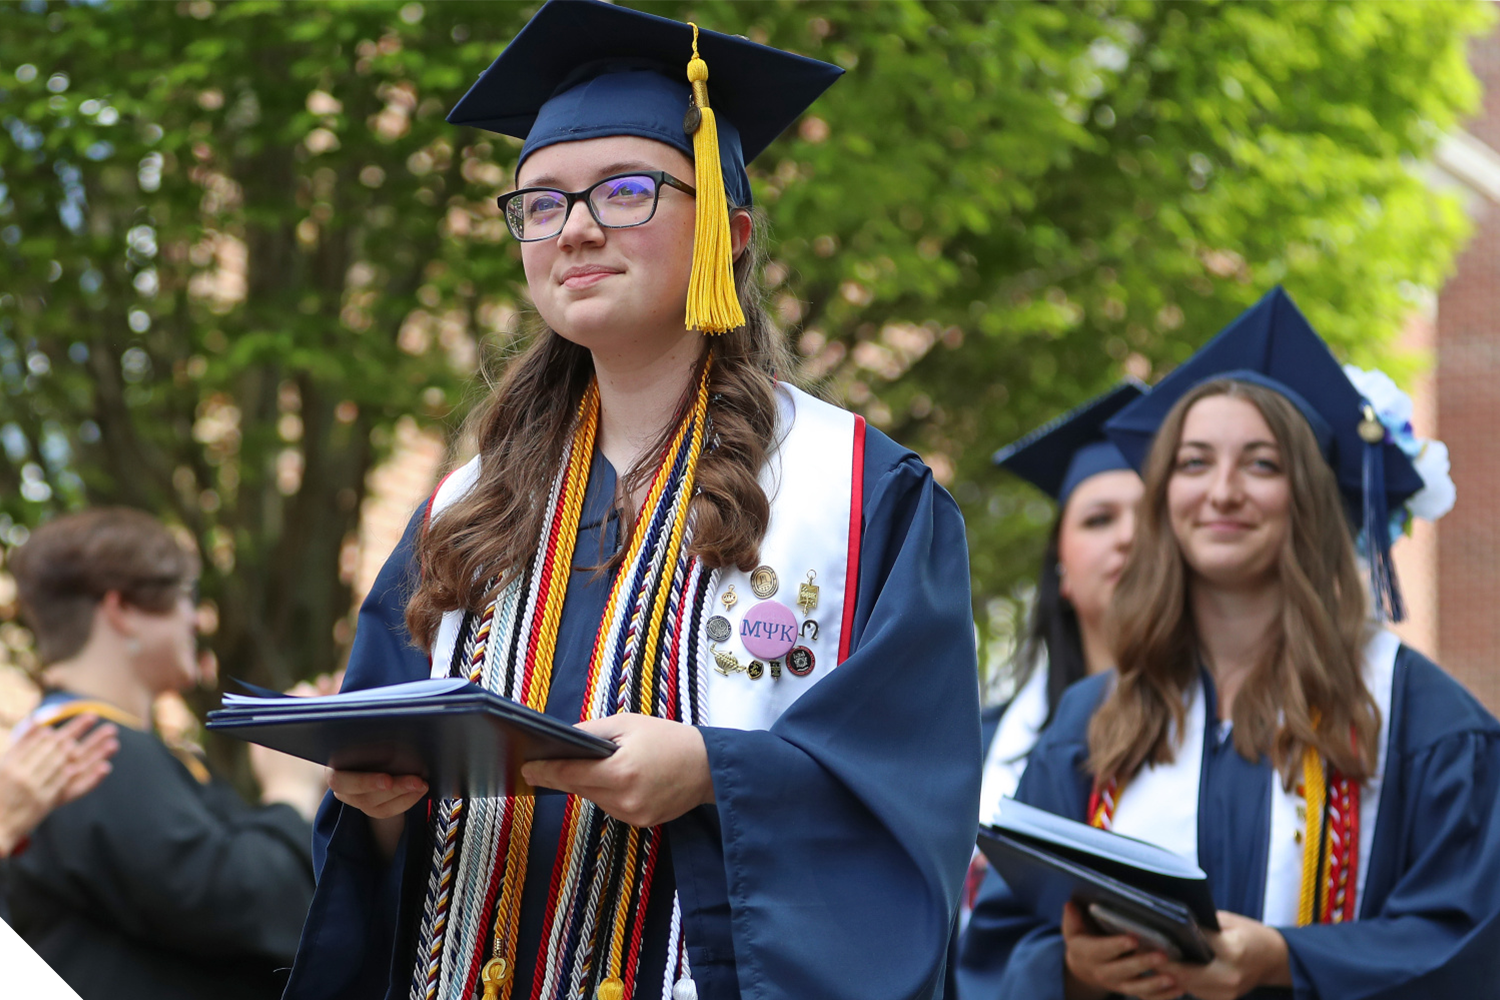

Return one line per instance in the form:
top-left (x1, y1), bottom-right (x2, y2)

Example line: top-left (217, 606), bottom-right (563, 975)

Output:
top-left (993, 381), bottom-right (1145, 507)
top-left (448, 0), bottom-right (843, 333)
top-left (1103, 286), bottom-right (1424, 620)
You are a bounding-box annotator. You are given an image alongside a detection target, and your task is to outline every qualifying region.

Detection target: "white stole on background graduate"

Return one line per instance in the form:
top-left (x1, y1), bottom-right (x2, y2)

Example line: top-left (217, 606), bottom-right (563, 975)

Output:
top-left (1108, 629), bottom-right (1399, 926)
top-left (425, 382), bottom-right (863, 733)
top-left (977, 657), bottom-right (1051, 825)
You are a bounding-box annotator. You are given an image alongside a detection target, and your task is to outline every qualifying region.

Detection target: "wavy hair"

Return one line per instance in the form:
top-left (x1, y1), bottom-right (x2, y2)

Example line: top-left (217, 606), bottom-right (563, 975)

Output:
top-left (405, 208), bottom-right (791, 649)
top-left (1088, 379), bottom-right (1379, 789)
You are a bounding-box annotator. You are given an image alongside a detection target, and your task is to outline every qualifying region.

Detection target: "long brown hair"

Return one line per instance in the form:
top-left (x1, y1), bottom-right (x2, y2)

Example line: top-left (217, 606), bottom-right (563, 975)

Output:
top-left (1089, 379), bottom-right (1379, 789)
top-left (405, 208), bottom-right (791, 649)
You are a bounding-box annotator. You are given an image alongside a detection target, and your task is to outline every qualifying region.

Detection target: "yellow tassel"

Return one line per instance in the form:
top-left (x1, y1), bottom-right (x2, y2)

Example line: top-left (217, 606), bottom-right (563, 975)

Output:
top-left (480, 958), bottom-right (510, 1000)
top-left (683, 24), bottom-right (744, 335)
top-left (597, 976), bottom-right (625, 1000)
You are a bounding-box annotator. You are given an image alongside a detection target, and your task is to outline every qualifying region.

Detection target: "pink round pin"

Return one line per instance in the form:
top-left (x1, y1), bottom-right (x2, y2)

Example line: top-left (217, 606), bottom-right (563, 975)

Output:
top-left (738, 600), bottom-right (799, 660)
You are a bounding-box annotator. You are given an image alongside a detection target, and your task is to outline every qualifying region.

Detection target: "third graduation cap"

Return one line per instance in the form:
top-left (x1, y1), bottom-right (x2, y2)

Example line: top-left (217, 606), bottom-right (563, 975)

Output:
top-left (448, 0), bottom-right (843, 333)
top-left (993, 381), bottom-right (1145, 506)
top-left (1103, 286), bottom-right (1424, 619)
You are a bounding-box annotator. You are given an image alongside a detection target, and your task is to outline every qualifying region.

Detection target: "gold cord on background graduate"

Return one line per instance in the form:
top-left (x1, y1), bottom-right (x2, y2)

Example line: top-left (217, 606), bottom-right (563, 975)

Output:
top-left (683, 24), bottom-right (745, 335)
top-left (1296, 744), bottom-right (1326, 926)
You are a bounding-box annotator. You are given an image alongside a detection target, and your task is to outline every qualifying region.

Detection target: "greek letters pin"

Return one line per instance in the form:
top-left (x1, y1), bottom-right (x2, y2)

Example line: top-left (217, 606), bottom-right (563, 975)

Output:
top-left (740, 601), bottom-right (798, 660)
top-left (720, 584), bottom-right (738, 611)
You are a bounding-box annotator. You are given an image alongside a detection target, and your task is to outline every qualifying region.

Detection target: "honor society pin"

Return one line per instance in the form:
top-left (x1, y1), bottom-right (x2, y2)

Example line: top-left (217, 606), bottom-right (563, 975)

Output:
top-left (750, 565), bottom-right (779, 599)
top-left (797, 570), bottom-right (819, 615)
top-left (740, 600), bottom-right (799, 661)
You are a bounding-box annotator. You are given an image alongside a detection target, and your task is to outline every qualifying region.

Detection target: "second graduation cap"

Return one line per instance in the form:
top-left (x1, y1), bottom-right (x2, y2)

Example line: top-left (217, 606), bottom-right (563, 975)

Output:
top-left (1103, 286), bottom-right (1423, 619)
top-left (994, 381), bottom-right (1145, 506)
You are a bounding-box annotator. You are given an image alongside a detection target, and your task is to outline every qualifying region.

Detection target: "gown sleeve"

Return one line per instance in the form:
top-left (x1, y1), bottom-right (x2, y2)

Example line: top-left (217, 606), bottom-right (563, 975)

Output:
top-left (1279, 651), bottom-right (1500, 1000)
top-left (953, 676), bottom-right (1105, 1000)
top-left (679, 434), bottom-right (983, 1000)
top-left (12, 725), bottom-right (314, 963)
top-left (283, 501), bottom-right (433, 1000)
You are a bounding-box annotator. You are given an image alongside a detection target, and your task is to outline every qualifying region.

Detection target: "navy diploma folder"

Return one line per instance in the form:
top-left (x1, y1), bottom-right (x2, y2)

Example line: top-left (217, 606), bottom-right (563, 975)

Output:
top-left (206, 678), bottom-right (616, 798)
top-left (977, 797), bottom-right (1218, 964)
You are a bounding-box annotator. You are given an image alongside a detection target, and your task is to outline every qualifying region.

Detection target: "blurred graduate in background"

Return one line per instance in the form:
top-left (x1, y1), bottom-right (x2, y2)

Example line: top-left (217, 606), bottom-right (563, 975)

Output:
top-left (980, 381), bottom-right (1146, 820)
top-left (4, 508), bottom-right (320, 1000)
top-left (958, 287), bottom-right (1498, 1000)
top-left (948, 383), bottom-right (1145, 996)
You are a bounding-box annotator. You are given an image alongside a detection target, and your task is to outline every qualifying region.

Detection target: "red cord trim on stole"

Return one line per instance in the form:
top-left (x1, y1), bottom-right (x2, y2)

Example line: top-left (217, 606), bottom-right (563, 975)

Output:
top-left (420, 468), bottom-right (459, 672)
top-left (422, 469), bottom-right (459, 532)
top-left (622, 829), bottom-right (663, 997)
top-left (838, 416), bottom-right (867, 665)
top-left (1087, 778), bottom-right (1118, 831)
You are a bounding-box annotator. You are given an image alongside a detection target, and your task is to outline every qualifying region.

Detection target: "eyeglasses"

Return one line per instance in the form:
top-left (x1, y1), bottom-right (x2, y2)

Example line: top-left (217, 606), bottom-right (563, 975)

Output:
top-left (498, 170), bottom-right (696, 242)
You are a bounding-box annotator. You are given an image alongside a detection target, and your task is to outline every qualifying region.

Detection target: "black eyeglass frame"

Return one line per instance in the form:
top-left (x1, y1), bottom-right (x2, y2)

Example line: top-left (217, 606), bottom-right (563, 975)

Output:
top-left (497, 170), bottom-right (697, 242)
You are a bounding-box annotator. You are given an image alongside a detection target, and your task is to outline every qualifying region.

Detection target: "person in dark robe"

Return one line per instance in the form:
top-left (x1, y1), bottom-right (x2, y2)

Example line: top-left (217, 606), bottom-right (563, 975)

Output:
top-left (282, 4), bottom-right (981, 1000)
top-left (947, 384), bottom-right (1145, 998)
top-left (981, 381), bottom-right (1146, 818)
top-left (958, 287), bottom-right (1494, 1000)
top-left (4, 508), bottom-right (319, 1000)
top-left (0, 710), bottom-right (118, 924)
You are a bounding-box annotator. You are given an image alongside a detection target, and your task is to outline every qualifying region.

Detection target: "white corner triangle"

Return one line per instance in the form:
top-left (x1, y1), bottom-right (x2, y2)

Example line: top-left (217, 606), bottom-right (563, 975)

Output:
top-left (0, 918), bottom-right (83, 999)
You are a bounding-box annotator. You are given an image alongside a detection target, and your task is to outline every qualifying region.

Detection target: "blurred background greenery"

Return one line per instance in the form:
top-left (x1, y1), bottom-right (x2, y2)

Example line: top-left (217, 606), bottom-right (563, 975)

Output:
top-left (0, 0), bottom-right (1492, 772)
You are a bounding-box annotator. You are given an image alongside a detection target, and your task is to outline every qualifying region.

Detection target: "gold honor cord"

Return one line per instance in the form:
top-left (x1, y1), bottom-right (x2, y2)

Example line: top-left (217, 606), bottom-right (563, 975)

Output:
top-left (1296, 744), bottom-right (1327, 928)
top-left (597, 365), bottom-right (713, 1000)
top-left (483, 386), bottom-right (600, 1000)
top-left (480, 364), bottom-right (713, 1000)
top-left (1093, 726), bottom-right (1345, 928)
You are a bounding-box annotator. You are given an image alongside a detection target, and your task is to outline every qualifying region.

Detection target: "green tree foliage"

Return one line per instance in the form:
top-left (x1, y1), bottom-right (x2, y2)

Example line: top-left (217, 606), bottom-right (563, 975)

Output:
top-left (0, 0), bottom-right (1489, 715)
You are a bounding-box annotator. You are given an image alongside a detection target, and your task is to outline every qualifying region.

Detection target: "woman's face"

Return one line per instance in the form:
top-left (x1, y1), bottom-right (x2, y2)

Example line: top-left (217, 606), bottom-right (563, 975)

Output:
top-left (1057, 469), bottom-right (1143, 626)
top-left (1167, 394), bottom-right (1292, 590)
top-left (516, 135), bottom-right (699, 355)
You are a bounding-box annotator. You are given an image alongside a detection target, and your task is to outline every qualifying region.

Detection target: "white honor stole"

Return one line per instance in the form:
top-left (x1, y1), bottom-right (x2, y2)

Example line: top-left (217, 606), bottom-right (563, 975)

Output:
top-left (1107, 629), bottom-right (1399, 925)
top-left (977, 657), bottom-right (1051, 825)
top-left (424, 382), bottom-right (866, 733)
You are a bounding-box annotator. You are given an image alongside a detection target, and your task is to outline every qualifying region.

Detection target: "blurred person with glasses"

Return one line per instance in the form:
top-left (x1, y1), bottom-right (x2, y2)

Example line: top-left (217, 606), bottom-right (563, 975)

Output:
top-left (4, 508), bottom-right (322, 1000)
top-left (284, 3), bottom-right (981, 999)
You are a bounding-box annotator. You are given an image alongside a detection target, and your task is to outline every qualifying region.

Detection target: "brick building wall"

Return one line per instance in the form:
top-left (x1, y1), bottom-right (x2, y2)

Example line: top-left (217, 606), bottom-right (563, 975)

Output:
top-left (1436, 28), bottom-right (1500, 712)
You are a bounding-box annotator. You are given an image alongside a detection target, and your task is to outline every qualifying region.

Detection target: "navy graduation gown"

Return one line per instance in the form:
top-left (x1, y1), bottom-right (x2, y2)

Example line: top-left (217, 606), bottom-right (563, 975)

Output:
top-left (956, 647), bottom-right (1500, 1000)
top-left (284, 426), bottom-right (981, 1000)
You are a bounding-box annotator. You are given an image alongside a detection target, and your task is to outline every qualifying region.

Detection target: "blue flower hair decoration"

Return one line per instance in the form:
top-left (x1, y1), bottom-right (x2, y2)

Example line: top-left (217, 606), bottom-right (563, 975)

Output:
top-left (1343, 364), bottom-right (1457, 551)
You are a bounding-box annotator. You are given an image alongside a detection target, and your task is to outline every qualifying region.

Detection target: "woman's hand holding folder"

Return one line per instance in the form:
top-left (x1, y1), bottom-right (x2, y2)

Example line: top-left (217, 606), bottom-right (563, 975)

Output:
top-left (521, 714), bottom-right (713, 829)
top-left (1062, 901), bottom-right (1176, 999)
top-left (1063, 902), bottom-right (1291, 1000)
top-left (329, 769), bottom-right (429, 860)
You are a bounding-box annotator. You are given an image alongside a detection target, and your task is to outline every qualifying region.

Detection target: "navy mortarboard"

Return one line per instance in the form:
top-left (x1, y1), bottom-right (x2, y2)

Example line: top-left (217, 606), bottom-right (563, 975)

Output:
top-left (1104, 285), bottom-right (1425, 619)
top-left (448, 0), bottom-right (842, 334)
top-left (994, 380), bottom-right (1146, 506)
